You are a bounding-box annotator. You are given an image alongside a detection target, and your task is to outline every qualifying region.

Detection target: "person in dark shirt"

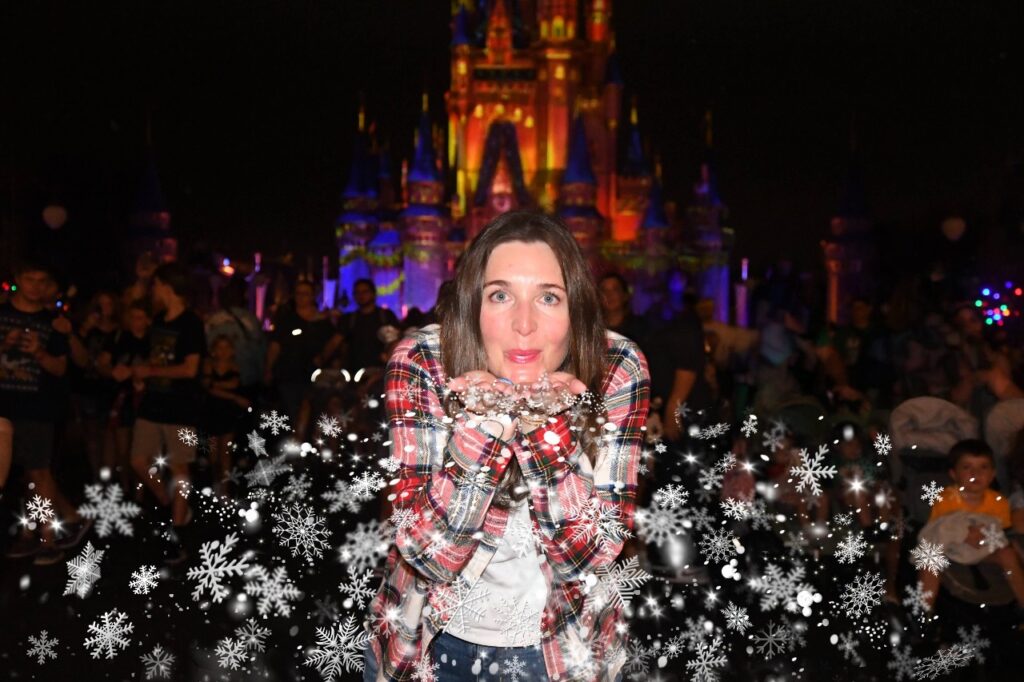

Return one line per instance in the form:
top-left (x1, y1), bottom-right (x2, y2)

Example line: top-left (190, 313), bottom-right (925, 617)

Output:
top-left (106, 300), bottom-right (151, 493)
top-left (646, 311), bottom-right (713, 442)
top-left (264, 279), bottom-right (344, 425)
top-left (341, 278), bottom-right (399, 373)
top-left (598, 273), bottom-right (651, 352)
top-left (120, 262), bottom-right (204, 546)
top-left (1, 261), bottom-right (89, 564)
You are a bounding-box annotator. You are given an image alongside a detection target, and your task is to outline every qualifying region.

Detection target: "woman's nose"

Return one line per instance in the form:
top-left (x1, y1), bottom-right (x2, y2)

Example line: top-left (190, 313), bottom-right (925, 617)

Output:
top-left (511, 302), bottom-right (537, 335)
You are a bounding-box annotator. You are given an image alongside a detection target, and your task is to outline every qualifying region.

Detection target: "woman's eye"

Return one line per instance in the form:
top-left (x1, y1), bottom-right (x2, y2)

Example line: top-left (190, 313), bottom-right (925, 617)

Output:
top-left (541, 292), bottom-right (561, 305)
top-left (489, 290), bottom-right (508, 303)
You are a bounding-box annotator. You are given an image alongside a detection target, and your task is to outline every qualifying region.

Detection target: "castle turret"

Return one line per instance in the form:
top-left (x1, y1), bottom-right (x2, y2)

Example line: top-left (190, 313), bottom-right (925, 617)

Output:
top-left (612, 99), bottom-right (651, 241)
top-left (336, 105), bottom-right (378, 310)
top-left (559, 114), bottom-right (603, 269)
top-left (687, 110), bottom-right (731, 322)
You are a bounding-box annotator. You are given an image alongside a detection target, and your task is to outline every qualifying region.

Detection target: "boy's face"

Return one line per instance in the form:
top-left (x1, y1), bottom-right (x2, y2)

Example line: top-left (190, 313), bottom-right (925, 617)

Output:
top-left (949, 454), bottom-right (995, 493)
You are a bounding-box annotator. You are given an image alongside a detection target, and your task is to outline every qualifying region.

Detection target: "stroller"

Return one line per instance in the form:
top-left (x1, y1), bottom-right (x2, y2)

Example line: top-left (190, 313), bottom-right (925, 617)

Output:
top-left (890, 397), bottom-right (1015, 608)
top-left (984, 397), bottom-right (1024, 495)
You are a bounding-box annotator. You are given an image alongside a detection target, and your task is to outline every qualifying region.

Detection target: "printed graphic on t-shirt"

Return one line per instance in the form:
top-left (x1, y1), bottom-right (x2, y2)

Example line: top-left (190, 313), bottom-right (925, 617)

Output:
top-left (0, 313), bottom-right (54, 395)
top-left (146, 326), bottom-right (180, 393)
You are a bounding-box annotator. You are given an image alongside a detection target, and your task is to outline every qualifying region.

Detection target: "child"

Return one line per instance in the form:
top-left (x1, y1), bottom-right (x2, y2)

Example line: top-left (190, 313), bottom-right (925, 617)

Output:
top-left (202, 335), bottom-right (248, 494)
top-left (108, 300), bottom-right (151, 494)
top-left (918, 439), bottom-right (1024, 611)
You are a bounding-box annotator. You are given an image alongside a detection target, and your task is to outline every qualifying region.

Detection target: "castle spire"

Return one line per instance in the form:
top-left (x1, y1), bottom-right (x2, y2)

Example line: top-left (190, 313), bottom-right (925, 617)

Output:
top-left (622, 97), bottom-right (648, 177)
top-left (563, 114), bottom-right (596, 185)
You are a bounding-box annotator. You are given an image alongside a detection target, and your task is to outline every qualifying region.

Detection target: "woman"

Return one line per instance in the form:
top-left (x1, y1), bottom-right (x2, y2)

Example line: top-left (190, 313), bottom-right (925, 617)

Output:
top-left (363, 212), bottom-right (650, 681)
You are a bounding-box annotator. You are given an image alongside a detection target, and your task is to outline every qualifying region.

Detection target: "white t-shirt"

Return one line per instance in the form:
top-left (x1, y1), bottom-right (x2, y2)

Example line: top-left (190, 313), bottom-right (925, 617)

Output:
top-left (457, 501), bottom-right (547, 647)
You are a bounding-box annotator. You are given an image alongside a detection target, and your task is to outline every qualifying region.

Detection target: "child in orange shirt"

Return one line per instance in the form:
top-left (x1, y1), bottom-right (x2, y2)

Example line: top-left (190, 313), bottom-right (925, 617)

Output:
top-left (918, 439), bottom-right (1024, 611)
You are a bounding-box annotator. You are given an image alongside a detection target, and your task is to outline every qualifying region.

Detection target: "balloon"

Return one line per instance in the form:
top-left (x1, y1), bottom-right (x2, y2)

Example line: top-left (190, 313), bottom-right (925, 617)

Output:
top-left (941, 216), bottom-right (966, 242)
top-left (42, 204), bottom-right (67, 230)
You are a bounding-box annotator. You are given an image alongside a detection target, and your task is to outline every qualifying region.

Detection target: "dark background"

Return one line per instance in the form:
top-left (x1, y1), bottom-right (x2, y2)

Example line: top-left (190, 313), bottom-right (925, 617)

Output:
top-left (3, 0), bottom-right (1024, 284)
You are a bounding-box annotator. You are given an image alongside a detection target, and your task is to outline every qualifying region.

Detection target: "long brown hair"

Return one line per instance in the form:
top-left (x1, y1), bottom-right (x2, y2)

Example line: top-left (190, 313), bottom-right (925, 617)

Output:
top-left (440, 211), bottom-right (607, 506)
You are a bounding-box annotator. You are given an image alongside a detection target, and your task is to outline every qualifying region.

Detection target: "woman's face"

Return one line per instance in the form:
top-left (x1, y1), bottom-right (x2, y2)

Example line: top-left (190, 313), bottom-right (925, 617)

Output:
top-left (479, 240), bottom-right (571, 384)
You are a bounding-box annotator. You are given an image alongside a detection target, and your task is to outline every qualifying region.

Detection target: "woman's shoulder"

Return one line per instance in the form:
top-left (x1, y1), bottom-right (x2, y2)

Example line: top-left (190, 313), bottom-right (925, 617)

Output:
top-left (389, 324), bottom-right (443, 369)
top-left (604, 329), bottom-right (649, 380)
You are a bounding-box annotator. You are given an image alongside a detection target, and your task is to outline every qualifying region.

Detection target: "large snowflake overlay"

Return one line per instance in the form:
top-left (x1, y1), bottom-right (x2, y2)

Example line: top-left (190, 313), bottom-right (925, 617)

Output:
top-left (337, 519), bottom-right (390, 574)
top-left (750, 562), bottom-right (814, 613)
top-left (699, 528), bottom-right (736, 564)
top-left (887, 644), bottom-right (915, 681)
top-left (245, 454), bottom-right (291, 488)
top-left (27, 630), bottom-right (59, 664)
top-left (686, 636), bottom-right (728, 682)
top-left (920, 481), bottom-right (944, 506)
top-left (338, 569), bottom-right (377, 610)
top-left (247, 429), bottom-right (268, 457)
top-left (187, 532), bottom-right (251, 602)
top-left (272, 503), bottom-right (331, 564)
top-left (839, 571), bottom-right (885, 618)
top-left (495, 596), bottom-right (541, 646)
top-left (913, 644), bottom-right (975, 680)
top-left (956, 625), bottom-right (990, 664)
top-left (634, 501), bottom-right (687, 547)
top-left (77, 484), bottom-right (141, 537)
top-left (245, 564), bottom-right (303, 617)
top-left (910, 540), bottom-right (950, 576)
top-left (653, 483), bottom-right (689, 509)
top-left (623, 639), bottom-right (652, 677)
top-left (27, 494), bottom-right (55, 523)
top-left (721, 497), bottom-right (753, 521)
top-left (723, 602), bottom-right (751, 633)
top-left (751, 621), bottom-right (790, 659)
top-left (259, 409), bottom-right (291, 435)
top-left (565, 498), bottom-right (632, 547)
top-left (789, 445), bottom-right (837, 496)
top-left (981, 522), bottom-right (1008, 551)
top-left (83, 609), bottom-right (135, 659)
top-left (584, 555), bottom-right (652, 613)
top-left (304, 614), bottom-right (371, 680)
top-left (435, 576), bottom-right (490, 634)
top-left (350, 470), bottom-right (386, 499)
top-left (835, 531), bottom-right (868, 564)
top-left (64, 541), bottom-right (104, 598)
top-left (141, 644), bottom-right (175, 679)
top-left (321, 480), bottom-right (363, 514)
top-left (129, 564), bottom-right (160, 595)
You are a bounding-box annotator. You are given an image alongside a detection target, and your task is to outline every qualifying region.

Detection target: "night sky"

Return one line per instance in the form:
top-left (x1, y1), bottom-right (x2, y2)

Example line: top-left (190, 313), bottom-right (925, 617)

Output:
top-left (4, 1), bottom-right (1023, 283)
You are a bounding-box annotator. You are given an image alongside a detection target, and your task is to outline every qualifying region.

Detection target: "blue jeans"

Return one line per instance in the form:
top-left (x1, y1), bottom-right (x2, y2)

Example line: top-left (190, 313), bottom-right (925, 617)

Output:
top-left (363, 631), bottom-right (549, 681)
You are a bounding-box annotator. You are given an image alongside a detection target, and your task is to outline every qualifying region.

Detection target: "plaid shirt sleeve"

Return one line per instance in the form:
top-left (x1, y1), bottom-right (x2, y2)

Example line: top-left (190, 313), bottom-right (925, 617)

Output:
top-left (386, 335), bottom-right (515, 584)
top-left (514, 337), bottom-right (650, 582)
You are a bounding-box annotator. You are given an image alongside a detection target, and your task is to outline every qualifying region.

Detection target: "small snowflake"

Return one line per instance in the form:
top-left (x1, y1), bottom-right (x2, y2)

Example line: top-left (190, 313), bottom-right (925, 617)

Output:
top-left (686, 636), bottom-right (728, 682)
top-left (272, 503), bottom-right (331, 564)
top-left (902, 581), bottom-right (933, 620)
top-left (304, 614), bottom-right (371, 679)
top-left (77, 483), bottom-right (141, 537)
top-left (129, 564), bottom-right (160, 595)
top-left (699, 528), bottom-right (736, 564)
top-left (235, 620), bottom-right (271, 652)
top-left (187, 532), bottom-right (251, 603)
top-left (83, 609), bottom-right (134, 659)
top-left (721, 497), bottom-right (752, 521)
top-left (317, 413), bottom-right (342, 437)
top-left (741, 414), bottom-right (759, 438)
top-left (27, 494), bottom-right (55, 523)
top-left (338, 569), bottom-right (376, 610)
top-left (434, 577), bottom-right (490, 634)
top-left (911, 539), bottom-right (950, 576)
top-left (723, 602), bottom-right (751, 633)
top-left (913, 644), bottom-right (975, 679)
top-left (215, 637), bottom-right (248, 670)
top-left (245, 563), bottom-right (302, 617)
top-left (247, 429), bottom-right (268, 456)
top-left (837, 631), bottom-right (865, 667)
top-left (27, 630), bottom-right (59, 664)
top-left (140, 644), bottom-right (175, 679)
top-left (501, 654), bottom-right (526, 682)
top-left (873, 433), bottom-right (892, 456)
top-left (980, 522), bottom-right (1008, 551)
top-left (839, 571), bottom-right (885, 618)
top-left (282, 472), bottom-right (313, 502)
top-left (565, 498), bottom-right (632, 547)
top-left (321, 480), bottom-right (362, 514)
top-left (64, 541), bottom-right (104, 598)
top-left (789, 445), bottom-right (837, 497)
top-left (245, 454), bottom-right (290, 487)
top-left (177, 427), bottom-right (199, 447)
top-left (583, 555), bottom-right (652, 613)
top-left (751, 621), bottom-right (789, 659)
top-left (887, 644), bottom-right (915, 681)
top-left (652, 483), bottom-right (689, 509)
top-left (920, 481), bottom-right (944, 506)
top-left (259, 410), bottom-right (291, 435)
top-left (412, 651), bottom-right (440, 681)
top-left (956, 624), bottom-right (990, 664)
top-left (835, 531), bottom-right (868, 564)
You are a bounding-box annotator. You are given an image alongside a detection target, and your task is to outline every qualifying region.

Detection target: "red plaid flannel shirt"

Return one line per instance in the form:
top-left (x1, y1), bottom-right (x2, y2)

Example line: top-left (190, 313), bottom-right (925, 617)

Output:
top-left (364, 325), bottom-right (650, 681)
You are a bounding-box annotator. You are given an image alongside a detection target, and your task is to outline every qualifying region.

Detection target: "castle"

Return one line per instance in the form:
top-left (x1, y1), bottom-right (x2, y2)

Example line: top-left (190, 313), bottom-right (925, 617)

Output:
top-left (334, 0), bottom-right (733, 321)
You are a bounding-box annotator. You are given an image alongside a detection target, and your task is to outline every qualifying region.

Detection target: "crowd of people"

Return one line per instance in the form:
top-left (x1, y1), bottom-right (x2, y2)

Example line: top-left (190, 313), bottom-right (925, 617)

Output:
top-left (2, 237), bottom-right (1024, 664)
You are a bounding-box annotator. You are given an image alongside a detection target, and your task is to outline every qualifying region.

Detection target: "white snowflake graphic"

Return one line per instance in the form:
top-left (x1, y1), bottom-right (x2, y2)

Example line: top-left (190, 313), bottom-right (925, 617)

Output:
top-left (584, 555), bottom-right (652, 613)
top-left (27, 630), bottom-right (59, 664)
top-left (336, 519), bottom-right (390, 574)
top-left (64, 541), bottom-right (104, 598)
top-left (129, 564), bottom-right (160, 595)
top-left (247, 429), bottom-right (268, 456)
top-left (321, 480), bottom-right (363, 514)
top-left (245, 563), bottom-right (302, 617)
top-left (634, 501), bottom-right (687, 548)
top-left (652, 483), bottom-right (689, 509)
top-left (920, 481), bottom-right (944, 507)
top-left (435, 576), bottom-right (490, 634)
top-left (338, 569), bottom-right (376, 610)
top-left (317, 414), bottom-right (342, 438)
top-left (245, 454), bottom-right (291, 487)
top-left (741, 414), bottom-right (759, 438)
top-left (956, 624), bottom-right (990, 664)
top-left (750, 562), bottom-right (814, 613)
top-left (789, 445), bottom-right (837, 497)
top-left (873, 432), bottom-right (892, 456)
top-left (887, 644), bottom-right (915, 681)
top-left (235, 620), bottom-right (271, 652)
top-left (187, 532), bottom-right (251, 602)
top-left (350, 470), bottom-right (386, 499)
top-left (77, 483), bottom-right (141, 537)
top-left (215, 636), bottom-right (248, 670)
top-left (902, 580), bottom-right (934, 620)
top-left (911, 539), bottom-right (950, 576)
top-left (751, 620), bottom-right (789, 659)
top-left (272, 503), bottom-right (331, 564)
top-left (565, 498), bottom-right (632, 547)
top-left (699, 528), bottom-right (736, 564)
top-left (686, 636), bottom-right (727, 682)
top-left (140, 644), bottom-right (175, 679)
top-left (27, 494), bottom-right (55, 523)
top-left (723, 602), bottom-right (751, 633)
top-left (913, 644), bottom-right (975, 679)
top-left (837, 631), bottom-right (865, 667)
top-left (83, 609), bottom-right (134, 659)
top-left (721, 497), bottom-right (752, 521)
top-left (835, 531), bottom-right (868, 564)
top-left (304, 614), bottom-right (371, 680)
top-left (623, 639), bottom-right (652, 677)
top-left (501, 654), bottom-right (526, 682)
top-left (495, 596), bottom-right (541, 646)
top-left (259, 409), bottom-right (290, 435)
top-left (980, 522), bottom-right (1008, 551)
top-left (282, 472), bottom-right (312, 502)
top-left (177, 427), bottom-right (199, 447)
top-left (839, 571), bottom-right (885, 618)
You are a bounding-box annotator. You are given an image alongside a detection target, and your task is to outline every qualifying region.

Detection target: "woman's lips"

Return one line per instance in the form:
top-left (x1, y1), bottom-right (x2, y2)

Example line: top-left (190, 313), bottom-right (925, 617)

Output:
top-left (505, 350), bottom-right (541, 364)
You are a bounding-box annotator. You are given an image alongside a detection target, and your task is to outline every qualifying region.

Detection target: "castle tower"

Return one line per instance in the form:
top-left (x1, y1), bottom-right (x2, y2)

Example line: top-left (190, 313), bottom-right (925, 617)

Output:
top-left (336, 105), bottom-right (378, 310)
top-left (687, 110), bottom-right (731, 323)
top-left (612, 99), bottom-right (651, 242)
top-left (558, 114), bottom-right (603, 269)
top-left (402, 94), bottom-right (450, 314)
